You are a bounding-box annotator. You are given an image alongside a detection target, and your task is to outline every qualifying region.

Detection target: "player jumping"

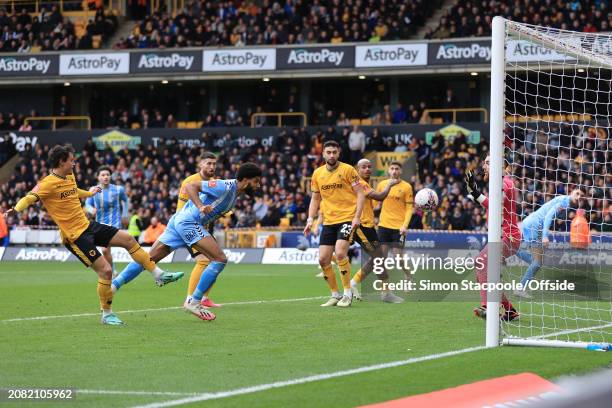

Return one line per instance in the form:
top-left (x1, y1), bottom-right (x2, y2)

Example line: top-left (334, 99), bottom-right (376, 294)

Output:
top-left (465, 154), bottom-right (521, 321)
top-left (4, 144), bottom-right (181, 325)
top-left (350, 158), bottom-right (404, 303)
top-left (84, 166), bottom-right (129, 278)
top-left (112, 163), bottom-right (262, 321)
top-left (514, 188), bottom-right (584, 298)
top-left (304, 140), bottom-right (365, 308)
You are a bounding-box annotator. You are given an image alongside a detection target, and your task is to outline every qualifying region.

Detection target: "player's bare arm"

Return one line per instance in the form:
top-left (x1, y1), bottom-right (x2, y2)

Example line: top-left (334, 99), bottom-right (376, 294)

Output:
top-left (367, 178), bottom-right (399, 201)
top-left (304, 191), bottom-right (321, 236)
top-left (352, 184), bottom-right (365, 230)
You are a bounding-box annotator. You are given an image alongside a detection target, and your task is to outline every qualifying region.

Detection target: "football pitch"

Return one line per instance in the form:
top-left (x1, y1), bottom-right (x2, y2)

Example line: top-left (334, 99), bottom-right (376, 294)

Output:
top-left (1, 261), bottom-right (611, 408)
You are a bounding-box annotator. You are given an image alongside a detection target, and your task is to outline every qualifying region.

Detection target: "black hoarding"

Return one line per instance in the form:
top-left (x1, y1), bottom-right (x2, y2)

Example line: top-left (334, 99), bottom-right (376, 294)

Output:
top-left (428, 40), bottom-right (491, 65)
top-left (0, 54), bottom-right (59, 76)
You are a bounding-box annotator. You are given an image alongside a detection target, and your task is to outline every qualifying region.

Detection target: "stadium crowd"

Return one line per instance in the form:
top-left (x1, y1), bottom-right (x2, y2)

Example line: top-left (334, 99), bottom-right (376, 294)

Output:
top-left (114, 0), bottom-right (442, 49)
top-left (1, 122), bottom-right (610, 235)
top-left (0, 6), bottom-right (117, 52)
top-left (427, 0), bottom-right (612, 39)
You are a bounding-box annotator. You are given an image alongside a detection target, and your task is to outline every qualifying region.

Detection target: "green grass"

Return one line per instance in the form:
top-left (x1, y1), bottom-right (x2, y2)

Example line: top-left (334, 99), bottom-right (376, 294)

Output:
top-left (1, 261), bottom-right (611, 408)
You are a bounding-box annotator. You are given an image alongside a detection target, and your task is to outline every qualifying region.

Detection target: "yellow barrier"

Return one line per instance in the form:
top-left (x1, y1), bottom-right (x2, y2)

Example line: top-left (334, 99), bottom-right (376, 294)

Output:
top-left (24, 116), bottom-right (92, 130)
top-left (422, 108), bottom-right (488, 123)
top-left (225, 231), bottom-right (257, 248)
top-left (250, 112), bottom-right (308, 127)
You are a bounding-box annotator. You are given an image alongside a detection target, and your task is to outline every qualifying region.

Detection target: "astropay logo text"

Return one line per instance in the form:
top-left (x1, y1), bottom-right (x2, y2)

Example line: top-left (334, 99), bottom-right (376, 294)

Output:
top-left (287, 49), bottom-right (344, 66)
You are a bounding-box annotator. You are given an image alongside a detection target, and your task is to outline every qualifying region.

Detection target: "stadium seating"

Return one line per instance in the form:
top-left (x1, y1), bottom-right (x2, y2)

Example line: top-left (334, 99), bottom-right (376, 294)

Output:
top-left (115, 0), bottom-right (443, 49)
top-left (1, 122), bottom-right (610, 234)
top-left (428, 0), bottom-right (612, 39)
top-left (0, 6), bottom-right (118, 52)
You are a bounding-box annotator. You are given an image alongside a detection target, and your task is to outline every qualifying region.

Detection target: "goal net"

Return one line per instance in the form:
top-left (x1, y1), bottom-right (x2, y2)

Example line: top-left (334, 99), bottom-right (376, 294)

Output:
top-left (488, 17), bottom-right (612, 350)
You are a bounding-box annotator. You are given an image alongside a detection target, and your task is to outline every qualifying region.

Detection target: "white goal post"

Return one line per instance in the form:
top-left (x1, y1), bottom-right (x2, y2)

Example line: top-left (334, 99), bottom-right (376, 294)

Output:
top-left (487, 16), bottom-right (612, 350)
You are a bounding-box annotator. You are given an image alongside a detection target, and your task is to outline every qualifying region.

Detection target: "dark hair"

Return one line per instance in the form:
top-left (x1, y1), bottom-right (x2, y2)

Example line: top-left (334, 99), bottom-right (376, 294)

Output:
top-left (97, 165), bottom-right (111, 176)
top-left (236, 162), bottom-right (262, 180)
top-left (48, 144), bottom-right (75, 168)
top-left (323, 140), bottom-right (340, 150)
top-left (198, 152), bottom-right (216, 161)
top-left (389, 161), bottom-right (402, 168)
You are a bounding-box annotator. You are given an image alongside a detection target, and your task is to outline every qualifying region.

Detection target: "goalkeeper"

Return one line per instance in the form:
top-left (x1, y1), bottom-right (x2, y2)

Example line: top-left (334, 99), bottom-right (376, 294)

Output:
top-left (514, 188), bottom-right (584, 298)
top-left (464, 155), bottom-right (521, 321)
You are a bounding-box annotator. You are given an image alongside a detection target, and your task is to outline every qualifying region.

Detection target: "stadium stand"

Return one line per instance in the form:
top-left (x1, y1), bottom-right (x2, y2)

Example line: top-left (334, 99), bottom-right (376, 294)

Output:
top-left (428, 0), bottom-right (612, 39)
top-left (0, 6), bottom-right (118, 52)
top-left (1, 123), bottom-right (610, 235)
top-left (115, 0), bottom-right (443, 49)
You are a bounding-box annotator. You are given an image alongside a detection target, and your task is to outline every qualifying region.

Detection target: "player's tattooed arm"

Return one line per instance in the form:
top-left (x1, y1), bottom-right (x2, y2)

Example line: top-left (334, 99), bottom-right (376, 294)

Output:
top-left (367, 179), bottom-right (399, 201)
top-left (352, 183), bottom-right (365, 230)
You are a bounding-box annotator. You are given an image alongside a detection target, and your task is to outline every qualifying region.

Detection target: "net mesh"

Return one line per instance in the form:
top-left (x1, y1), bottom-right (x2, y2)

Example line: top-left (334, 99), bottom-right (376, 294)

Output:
top-left (501, 21), bottom-right (612, 345)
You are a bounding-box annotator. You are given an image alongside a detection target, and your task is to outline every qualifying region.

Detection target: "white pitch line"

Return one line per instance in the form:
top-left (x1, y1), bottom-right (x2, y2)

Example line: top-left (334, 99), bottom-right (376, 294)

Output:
top-left (78, 390), bottom-right (199, 397)
top-left (131, 345), bottom-right (485, 408)
top-left (0, 296), bottom-right (326, 323)
top-left (533, 322), bottom-right (612, 340)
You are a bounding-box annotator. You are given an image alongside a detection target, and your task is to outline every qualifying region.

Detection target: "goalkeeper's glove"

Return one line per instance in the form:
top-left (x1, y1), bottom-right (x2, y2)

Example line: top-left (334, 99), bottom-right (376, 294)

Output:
top-left (464, 170), bottom-right (486, 204)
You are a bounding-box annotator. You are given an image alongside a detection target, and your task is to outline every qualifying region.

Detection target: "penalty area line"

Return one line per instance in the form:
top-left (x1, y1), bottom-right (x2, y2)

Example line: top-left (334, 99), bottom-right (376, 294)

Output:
top-left (131, 345), bottom-right (485, 408)
top-left (0, 296), bottom-right (327, 323)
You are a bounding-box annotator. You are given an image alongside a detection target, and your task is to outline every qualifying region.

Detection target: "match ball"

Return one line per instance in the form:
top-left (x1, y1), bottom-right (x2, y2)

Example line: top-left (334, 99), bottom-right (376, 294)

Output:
top-left (414, 188), bottom-right (439, 211)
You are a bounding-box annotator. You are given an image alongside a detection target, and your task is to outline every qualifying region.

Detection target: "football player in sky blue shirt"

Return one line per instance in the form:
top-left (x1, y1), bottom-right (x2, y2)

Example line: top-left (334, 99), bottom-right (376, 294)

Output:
top-left (85, 166), bottom-right (129, 276)
top-left (111, 163), bottom-right (262, 321)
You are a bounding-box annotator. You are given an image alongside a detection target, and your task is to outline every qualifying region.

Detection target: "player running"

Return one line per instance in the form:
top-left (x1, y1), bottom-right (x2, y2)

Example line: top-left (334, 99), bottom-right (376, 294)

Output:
top-left (514, 188), bottom-right (584, 298)
top-left (4, 144), bottom-right (181, 325)
top-left (465, 154), bottom-right (521, 321)
top-left (177, 152), bottom-right (222, 308)
top-left (112, 163), bottom-right (262, 321)
top-left (84, 166), bottom-right (129, 277)
top-left (349, 158), bottom-right (404, 303)
top-left (304, 140), bottom-right (366, 308)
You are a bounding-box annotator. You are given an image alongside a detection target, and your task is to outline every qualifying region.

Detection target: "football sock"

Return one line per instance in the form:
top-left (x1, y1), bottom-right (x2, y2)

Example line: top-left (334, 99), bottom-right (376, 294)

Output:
top-left (97, 279), bottom-right (113, 311)
top-left (192, 261), bottom-right (225, 301)
top-left (352, 268), bottom-right (364, 284)
top-left (520, 261), bottom-right (541, 286)
top-left (188, 259), bottom-right (209, 296)
top-left (516, 249), bottom-right (533, 265)
top-left (112, 262), bottom-right (144, 292)
top-left (337, 257), bottom-right (351, 290)
top-left (321, 264), bottom-right (339, 293)
top-left (102, 309), bottom-right (113, 317)
top-left (128, 244), bottom-right (161, 276)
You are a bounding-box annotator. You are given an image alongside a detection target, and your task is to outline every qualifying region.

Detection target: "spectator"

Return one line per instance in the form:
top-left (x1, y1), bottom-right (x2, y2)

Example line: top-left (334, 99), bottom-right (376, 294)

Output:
top-left (225, 105), bottom-right (240, 126)
top-left (0, 211), bottom-right (8, 246)
top-left (392, 103), bottom-right (407, 124)
top-left (348, 125), bottom-right (366, 164)
top-left (142, 216), bottom-right (166, 245)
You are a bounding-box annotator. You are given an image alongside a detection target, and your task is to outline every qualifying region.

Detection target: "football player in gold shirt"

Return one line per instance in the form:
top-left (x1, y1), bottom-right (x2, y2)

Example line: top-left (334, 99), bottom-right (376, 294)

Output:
top-left (4, 145), bottom-right (182, 325)
top-left (349, 159), bottom-right (404, 303)
top-left (304, 141), bottom-right (365, 307)
top-left (376, 161), bottom-right (414, 250)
